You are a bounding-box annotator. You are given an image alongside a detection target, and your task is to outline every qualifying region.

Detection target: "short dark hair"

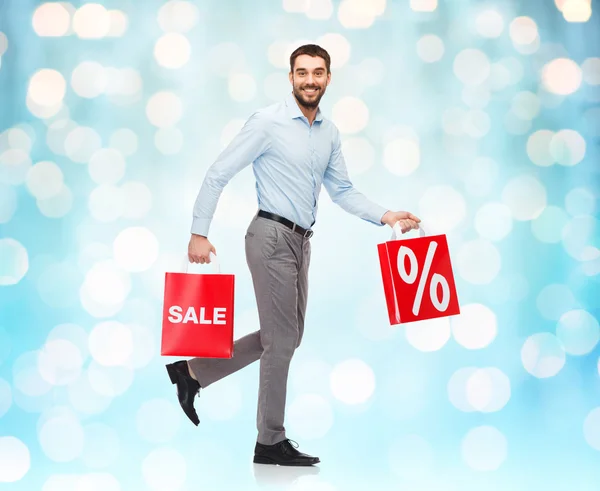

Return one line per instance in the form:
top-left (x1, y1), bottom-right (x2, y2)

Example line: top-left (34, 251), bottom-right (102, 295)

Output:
top-left (290, 44), bottom-right (331, 73)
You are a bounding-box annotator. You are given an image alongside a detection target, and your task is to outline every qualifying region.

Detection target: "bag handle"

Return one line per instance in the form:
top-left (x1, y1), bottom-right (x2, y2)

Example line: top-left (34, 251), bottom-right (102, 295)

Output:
top-left (182, 252), bottom-right (221, 274)
top-left (392, 221), bottom-right (428, 240)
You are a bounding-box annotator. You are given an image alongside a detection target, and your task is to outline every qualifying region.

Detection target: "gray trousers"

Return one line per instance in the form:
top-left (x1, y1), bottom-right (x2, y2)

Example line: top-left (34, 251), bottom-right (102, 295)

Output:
top-left (188, 214), bottom-right (311, 445)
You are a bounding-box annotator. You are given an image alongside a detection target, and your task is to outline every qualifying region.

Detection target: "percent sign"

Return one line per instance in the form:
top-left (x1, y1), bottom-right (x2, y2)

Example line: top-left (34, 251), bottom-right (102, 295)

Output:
top-left (397, 241), bottom-right (451, 316)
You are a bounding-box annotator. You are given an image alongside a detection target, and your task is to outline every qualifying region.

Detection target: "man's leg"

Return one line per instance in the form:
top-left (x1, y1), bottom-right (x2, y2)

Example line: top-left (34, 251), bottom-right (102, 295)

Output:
top-left (296, 237), bottom-right (311, 349)
top-left (246, 219), bottom-right (303, 445)
top-left (187, 330), bottom-right (262, 388)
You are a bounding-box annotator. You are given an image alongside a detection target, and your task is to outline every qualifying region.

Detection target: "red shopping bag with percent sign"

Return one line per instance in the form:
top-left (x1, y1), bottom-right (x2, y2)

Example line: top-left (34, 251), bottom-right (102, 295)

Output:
top-left (378, 223), bottom-right (460, 325)
top-left (161, 252), bottom-right (234, 358)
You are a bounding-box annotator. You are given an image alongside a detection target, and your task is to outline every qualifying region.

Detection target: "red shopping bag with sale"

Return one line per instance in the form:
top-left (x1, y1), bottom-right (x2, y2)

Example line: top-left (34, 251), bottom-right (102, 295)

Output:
top-left (161, 253), bottom-right (234, 358)
top-left (378, 223), bottom-right (460, 325)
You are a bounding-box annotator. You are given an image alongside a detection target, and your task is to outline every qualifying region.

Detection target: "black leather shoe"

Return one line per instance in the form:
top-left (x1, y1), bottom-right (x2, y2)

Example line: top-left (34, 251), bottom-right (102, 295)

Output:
top-left (253, 439), bottom-right (320, 466)
top-left (166, 361), bottom-right (200, 426)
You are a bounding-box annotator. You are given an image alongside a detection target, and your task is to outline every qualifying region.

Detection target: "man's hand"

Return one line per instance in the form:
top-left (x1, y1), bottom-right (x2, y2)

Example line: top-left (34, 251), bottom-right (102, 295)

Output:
top-left (188, 234), bottom-right (216, 264)
top-left (381, 210), bottom-right (421, 234)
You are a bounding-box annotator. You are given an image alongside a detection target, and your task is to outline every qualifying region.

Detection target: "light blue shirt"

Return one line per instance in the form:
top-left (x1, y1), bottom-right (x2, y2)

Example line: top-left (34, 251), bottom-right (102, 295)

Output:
top-left (191, 92), bottom-right (388, 237)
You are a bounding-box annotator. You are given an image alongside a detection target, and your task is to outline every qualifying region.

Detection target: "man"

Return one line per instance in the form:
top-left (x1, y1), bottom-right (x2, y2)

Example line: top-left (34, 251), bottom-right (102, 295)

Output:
top-left (165, 44), bottom-right (420, 466)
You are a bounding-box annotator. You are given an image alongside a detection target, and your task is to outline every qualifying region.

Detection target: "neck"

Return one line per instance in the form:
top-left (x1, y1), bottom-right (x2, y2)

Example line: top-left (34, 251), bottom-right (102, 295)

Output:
top-left (293, 93), bottom-right (318, 125)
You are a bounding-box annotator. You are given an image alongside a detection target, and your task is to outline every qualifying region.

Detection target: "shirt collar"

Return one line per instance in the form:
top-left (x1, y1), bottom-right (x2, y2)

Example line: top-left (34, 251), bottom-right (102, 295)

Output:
top-left (285, 92), bottom-right (323, 123)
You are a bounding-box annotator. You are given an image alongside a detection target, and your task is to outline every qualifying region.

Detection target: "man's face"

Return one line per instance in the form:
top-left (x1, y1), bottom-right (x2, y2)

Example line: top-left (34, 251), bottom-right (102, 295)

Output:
top-left (289, 54), bottom-right (331, 109)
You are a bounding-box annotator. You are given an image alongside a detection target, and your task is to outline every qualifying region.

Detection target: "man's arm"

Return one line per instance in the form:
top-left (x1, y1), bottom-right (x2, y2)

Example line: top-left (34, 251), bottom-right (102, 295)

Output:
top-left (191, 111), bottom-right (270, 237)
top-left (322, 128), bottom-right (389, 226)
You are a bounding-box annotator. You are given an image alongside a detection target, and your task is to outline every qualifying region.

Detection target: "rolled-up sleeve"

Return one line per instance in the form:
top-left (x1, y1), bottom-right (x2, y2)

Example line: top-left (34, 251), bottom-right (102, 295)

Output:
top-left (191, 112), bottom-right (271, 237)
top-left (323, 128), bottom-right (388, 226)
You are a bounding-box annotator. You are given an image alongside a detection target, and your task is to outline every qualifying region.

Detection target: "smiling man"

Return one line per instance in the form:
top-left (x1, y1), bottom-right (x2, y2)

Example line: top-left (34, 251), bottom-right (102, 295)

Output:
top-left (165, 44), bottom-right (420, 466)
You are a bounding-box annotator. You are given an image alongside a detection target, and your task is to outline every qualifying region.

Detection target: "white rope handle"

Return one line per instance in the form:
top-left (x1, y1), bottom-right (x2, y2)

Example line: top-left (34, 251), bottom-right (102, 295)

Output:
top-left (182, 251), bottom-right (221, 274)
top-left (392, 221), bottom-right (428, 240)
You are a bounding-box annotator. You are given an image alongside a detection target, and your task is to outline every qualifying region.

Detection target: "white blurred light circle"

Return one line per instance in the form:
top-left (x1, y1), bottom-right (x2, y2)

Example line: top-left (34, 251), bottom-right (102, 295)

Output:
top-left (71, 61), bottom-right (107, 98)
top-left (284, 0), bottom-right (308, 13)
top-left (113, 227), bottom-right (159, 273)
top-left (474, 202), bottom-right (512, 241)
top-left (67, 370), bottom-right (113, 415)
top-left (46, 119), bottom-right (77, 156)
top-left (73, 3), bottom-right (110, 38)
top-left (46, 324), bottom-right (89, 363)
top-left (142, 447), bottom-right (187, 491)
top-left (26, 161), bottom-right (63, 199)
top-left (542, 58), bottom-right (582, 95)
top-left (448, 367), bottom-right (478, 412)
top-left (42, 475), bottom-right (79, 491)
top-left (464, 110), bottom-right (491, 138)
top-left (37, 185), bottom-right (73, 218)
top-left (77, 473), bottom-right (121, 491)
top-left (5, 126), bottom-right (35, 152)
top-left (0, 238), bottom-right (29, 285)
top-left (561, 214), bottom-right (598, 261)
top-left (454, 49), bottom-right (491, 86)
top-left (537, 284), bottom-right (578, 321)
top-left (584, 408), bottom-right (600, 451)
top-left (462, 85), bottom-right (490, 109)
top-left (110, 128), bottom-right (138, 156)
top-left (267, 41), bottom-right (289, 69)
top-left (509, 16), bottom-right (538, 45)
top-left (582, 58), bottom-right (600, 85)
top-left (502, 175), bottom-right (546, 220)
top-left (405, 317), bottom-right (451, 352)
top-left (126, 323), bottom-right (156, 369)
top-left (342, 137), bottom-right (374, 175)
top-left (562, 0), bottom-right (592, 22)
top-left (418, 185), bottom-right (466, 233)
top-left (384, 138), bottom-right (420, 176)
top-left (154, 33), bottom-right (191, 69)
top-left (120, 182), bottom-right (152, 219)
top-left (466, 368), bottom-right (511, 412)
top-left (451, 303), bottom-right (497, 349)
top-left (88, 362), bottom-right (134, 397)
top-left (108, 10), bottom-right (128, 37)
top-left (475, 9), bottom-right (504, 38)
top-left (549, 129), bottom-right (586, 166)
top-left (527, 129), bottom-right (555, 167)
top-left (228, 73), bottom-right (256, 102)
top-left (39, 414), bottom-right (84, 462)
top-left (416, 34), bottom-right (444, 63)
top-left (89, 321), bottom-right (133, 367)
top-left (337, 0), bottom-right (376, 29)
top-left (13, 351), bottom-right (52, 398)
top-left (565, 187), bottom-right (595, 216)
top-left (456, 239), bottom-right (501, 285)
top-left (0, 32), bottom-right (6, 57)
top-left (0, 437), bottom-right (30, 483)
top-left (330, 358), bottom-right (375, 405)
top-left (389, 434), bottom-right (434, 479)
top-left (28, 69), bottom-right (66, 107)
top-left (556, 309), bottom-right (599, 355)
top-left (146, 91), bottom-right (183, 128)
top-left (332, 97), bottom-right (369, 134)
top-left (288, 394), bottom-right (334, 439)
top-left (89, 148), bottom-right (126, 185)
top-left (521, 332), bottom-right (566, 378)
top-left (306, 0), bottom-right (334, 20)
top-left (512, 91), bottom-right (541, 120)
top-left (411, 0), bottom-right (438, 12)
top-left (531, 205), bottom-right (569, 243)
top-left (38, 340), bottom-right (83, 386)
top-left (32, 3), bottom-right (71, 37)
top-left (155, 128), bottom-right (184, 155)
top-left (65, 126), bottom-right (102, 163)
top-left (81, 259), bottom-right (130, 310)
top-left (88, 185), bottom-right (124, 222)
top-left (137, 399), bottom-right (181, 443)
top-left (316, 33), bottom-right (351, 69)
top-left (461, 426), bottom-right (507, 471)
top-left (158, 1), bottom-right (200, 33)
top-left (82, 423), bottom-right (120, 469)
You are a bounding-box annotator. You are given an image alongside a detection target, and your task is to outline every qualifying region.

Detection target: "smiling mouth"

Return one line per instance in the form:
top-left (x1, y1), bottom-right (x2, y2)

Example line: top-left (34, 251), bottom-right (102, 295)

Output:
top-left (303, 88), bottom-right (319, 95)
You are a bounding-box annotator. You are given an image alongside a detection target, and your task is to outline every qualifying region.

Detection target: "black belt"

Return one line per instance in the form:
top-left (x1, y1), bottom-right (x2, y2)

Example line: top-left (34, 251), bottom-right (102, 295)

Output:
top-left (257, 210), bottom-right (314, 238)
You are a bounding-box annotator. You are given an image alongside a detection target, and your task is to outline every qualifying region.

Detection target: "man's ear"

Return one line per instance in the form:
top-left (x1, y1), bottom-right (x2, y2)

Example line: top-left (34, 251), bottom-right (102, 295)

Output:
top-left (289, 72), bottom-right (293, 85)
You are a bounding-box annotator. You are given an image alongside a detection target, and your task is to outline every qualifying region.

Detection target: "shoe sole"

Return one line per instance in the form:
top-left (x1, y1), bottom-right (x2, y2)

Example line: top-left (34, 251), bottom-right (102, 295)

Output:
top-left (253, 456), bottom-right (320, 466)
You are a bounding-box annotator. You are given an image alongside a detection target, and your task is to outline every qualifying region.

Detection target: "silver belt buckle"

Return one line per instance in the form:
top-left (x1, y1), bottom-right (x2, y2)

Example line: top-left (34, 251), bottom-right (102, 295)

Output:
top-left (304, 229), bottom-right (313, 238)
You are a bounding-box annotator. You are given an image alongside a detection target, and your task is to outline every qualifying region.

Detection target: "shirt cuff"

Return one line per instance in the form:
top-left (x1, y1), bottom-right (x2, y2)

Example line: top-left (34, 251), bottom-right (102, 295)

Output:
top-left (190, 217), bottom-right (211, 237)
top-left (370, 205), bottom-right (389, 226)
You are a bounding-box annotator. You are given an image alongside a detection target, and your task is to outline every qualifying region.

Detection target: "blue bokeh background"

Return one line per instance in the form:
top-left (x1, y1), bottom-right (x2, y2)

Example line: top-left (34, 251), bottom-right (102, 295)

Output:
top-left (1, 0), bottom-right (600, 489)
